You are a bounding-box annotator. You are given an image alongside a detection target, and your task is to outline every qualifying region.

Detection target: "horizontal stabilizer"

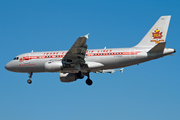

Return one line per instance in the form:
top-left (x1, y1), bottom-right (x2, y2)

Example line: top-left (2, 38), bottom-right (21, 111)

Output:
top-left (148, 42), bottom-right (166, 53)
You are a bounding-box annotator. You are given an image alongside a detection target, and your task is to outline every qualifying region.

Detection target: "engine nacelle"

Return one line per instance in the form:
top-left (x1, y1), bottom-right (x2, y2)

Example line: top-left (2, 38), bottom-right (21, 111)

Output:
top-left (59, 72), bottom-right (84, 82)
top-left (59, 73), bottom-right (77, 82)
top-left (45, 61), bottom-right (63, 72)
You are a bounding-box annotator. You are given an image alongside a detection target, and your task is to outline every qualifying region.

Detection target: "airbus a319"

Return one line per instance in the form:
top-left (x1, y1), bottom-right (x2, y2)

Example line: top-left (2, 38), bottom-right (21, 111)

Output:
top-left (5, 16), bottom-right (175, 86)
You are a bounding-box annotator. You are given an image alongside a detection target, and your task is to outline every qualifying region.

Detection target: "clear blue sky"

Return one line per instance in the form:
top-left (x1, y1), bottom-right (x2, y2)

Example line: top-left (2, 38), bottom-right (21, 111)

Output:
top-left (1, 0), bottom-right (180, 120)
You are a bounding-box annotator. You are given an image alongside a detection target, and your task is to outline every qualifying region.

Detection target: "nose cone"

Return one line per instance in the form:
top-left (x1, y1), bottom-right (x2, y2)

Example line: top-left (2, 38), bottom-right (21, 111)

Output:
top-left (5, 62), bottom-right (13, 71)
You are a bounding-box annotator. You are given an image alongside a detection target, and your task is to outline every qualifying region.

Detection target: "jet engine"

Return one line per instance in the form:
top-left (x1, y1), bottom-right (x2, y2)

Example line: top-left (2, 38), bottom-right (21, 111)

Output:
top-left (45, 61), bottom-right (63, 72)
top-left (59, 72), bottom-right (84, 82)
top-left (60, 73), bottom-right (77, 82)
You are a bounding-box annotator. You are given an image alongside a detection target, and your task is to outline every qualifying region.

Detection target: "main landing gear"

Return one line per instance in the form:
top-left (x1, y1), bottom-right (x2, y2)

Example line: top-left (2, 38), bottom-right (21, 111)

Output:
top-left (27, 72), bottom-right (33, 84)
top-left (85, 73), bottom-right (93, 86)
top-left (77, 71), bottom-right (93, 86)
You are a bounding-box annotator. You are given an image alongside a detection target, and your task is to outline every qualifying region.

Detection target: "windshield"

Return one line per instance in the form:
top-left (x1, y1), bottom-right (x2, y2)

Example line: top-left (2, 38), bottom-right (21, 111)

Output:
top-left (13, 57), bottom-right (19, 60)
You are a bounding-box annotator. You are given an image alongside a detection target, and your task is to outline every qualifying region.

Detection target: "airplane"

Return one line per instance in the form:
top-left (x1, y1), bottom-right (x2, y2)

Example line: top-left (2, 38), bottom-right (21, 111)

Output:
top-left (5, 16), bottom-right (175, 86)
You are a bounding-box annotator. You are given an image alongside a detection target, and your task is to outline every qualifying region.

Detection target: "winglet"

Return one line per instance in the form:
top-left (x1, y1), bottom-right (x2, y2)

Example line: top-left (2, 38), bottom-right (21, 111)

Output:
top-left (84, 33), bottom-right (90, 39)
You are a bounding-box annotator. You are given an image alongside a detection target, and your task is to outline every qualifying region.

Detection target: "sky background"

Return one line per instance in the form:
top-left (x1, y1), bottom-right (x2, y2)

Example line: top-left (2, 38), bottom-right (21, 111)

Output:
top-left (0, 0), bottom-right (180, 120)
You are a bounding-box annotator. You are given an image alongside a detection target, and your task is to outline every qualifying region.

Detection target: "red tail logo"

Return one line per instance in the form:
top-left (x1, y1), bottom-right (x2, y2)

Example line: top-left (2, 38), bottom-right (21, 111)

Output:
top-left (151, 28), bottom-right (164, 44)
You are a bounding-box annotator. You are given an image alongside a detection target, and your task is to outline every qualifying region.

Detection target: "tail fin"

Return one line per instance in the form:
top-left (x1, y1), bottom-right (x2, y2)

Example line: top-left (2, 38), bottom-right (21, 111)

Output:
top-left (135, 16), bottom-right (171, 48)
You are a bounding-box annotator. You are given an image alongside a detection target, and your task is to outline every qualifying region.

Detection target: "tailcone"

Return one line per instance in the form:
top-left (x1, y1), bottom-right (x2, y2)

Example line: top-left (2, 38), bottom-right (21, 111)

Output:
top-left (174, 49), bottom-right (176, 53)
top-left (164, 48), bottom-right (176, 55)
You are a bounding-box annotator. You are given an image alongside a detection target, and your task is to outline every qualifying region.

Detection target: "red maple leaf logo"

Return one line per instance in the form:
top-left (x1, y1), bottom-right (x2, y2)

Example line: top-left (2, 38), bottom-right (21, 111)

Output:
top-left (152, 29), bottom-right (163, 39)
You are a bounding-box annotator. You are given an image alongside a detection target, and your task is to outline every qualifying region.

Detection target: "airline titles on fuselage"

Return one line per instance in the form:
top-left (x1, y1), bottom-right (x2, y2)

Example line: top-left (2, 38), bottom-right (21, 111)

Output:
top-left (18, 49), bottom-right (141, 67)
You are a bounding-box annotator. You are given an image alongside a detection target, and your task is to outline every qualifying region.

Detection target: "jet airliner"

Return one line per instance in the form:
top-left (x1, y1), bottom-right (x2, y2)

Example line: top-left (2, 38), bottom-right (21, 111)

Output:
top-left (5, 16), bottom-right (175, 85)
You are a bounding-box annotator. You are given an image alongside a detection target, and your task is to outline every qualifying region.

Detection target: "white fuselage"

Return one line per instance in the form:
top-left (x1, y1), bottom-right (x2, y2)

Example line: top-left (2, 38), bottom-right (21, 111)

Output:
top-left (5, 47), bottom-right (175, 73)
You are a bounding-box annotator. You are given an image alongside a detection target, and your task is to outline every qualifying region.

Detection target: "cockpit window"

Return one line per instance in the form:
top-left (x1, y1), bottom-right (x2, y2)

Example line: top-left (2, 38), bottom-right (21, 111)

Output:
top-left (13, 57), bottom-right (19, 60)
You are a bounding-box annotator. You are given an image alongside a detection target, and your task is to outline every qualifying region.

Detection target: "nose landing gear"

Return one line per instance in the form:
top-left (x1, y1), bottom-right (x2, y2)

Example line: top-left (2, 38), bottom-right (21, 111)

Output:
top-left (27, 79), bottom-right (32, 84)
top-left (27, 72), bottom-right (33, 84)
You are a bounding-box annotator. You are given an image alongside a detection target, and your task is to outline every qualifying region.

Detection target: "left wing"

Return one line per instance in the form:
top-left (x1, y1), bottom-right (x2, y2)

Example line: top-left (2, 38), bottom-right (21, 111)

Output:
top-left (96, 68), bottom-right (124, 74)
top-left (62, 33), bottom-right (89, 70)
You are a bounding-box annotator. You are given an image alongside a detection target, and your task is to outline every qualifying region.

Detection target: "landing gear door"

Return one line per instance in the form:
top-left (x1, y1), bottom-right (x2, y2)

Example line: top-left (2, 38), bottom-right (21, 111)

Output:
top-left (23, 53), bottom-right (31, 64)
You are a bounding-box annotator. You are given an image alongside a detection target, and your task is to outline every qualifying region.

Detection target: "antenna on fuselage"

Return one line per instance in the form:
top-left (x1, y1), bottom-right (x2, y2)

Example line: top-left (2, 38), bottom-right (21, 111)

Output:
top-left (104, 46), bottom-right (106, 49)
top-left (31, 50), bottom-right (33, 53)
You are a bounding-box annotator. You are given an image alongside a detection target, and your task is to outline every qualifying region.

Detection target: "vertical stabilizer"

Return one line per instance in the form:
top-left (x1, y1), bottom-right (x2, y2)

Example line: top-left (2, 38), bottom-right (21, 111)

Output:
top-left (135, 16), bottom-right (171, 48)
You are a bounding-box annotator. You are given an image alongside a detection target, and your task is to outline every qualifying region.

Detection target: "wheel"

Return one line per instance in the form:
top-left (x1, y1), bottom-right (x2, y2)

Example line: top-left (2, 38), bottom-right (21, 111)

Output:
top-left (86, 79), bottom-right (93, 86)
top-left (27, 79), bottom-right (32, 84)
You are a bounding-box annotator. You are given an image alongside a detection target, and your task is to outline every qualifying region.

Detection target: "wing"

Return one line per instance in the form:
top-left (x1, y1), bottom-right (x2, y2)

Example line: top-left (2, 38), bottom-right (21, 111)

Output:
top-left (95, 68), bottom-right (124, 74)
top-left (62, 33), bottom-right (89, 70)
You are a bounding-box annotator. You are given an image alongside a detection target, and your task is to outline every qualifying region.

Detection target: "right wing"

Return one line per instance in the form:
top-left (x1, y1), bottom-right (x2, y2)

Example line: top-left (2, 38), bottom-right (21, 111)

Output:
top-left (62, 34), bottom-right (89, 71)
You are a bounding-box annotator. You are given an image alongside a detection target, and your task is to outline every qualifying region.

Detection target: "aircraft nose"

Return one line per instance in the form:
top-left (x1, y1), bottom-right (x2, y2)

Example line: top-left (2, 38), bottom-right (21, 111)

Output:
top-left (5, 62), bottom-right (13, 71)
